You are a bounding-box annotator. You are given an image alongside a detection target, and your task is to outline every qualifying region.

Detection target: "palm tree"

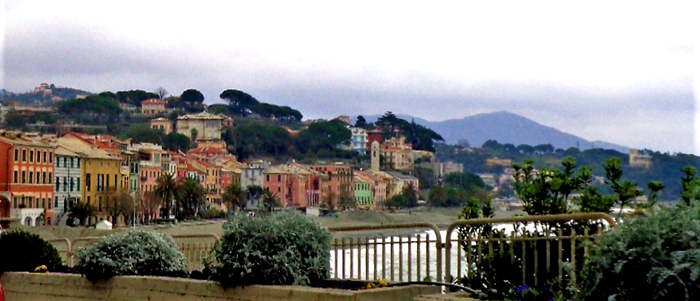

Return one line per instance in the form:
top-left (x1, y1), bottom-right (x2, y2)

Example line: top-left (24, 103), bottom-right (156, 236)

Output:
top-left (222, 184), bottom-right (246, 212)
top-left (68, 201), bottom-right (97, 227)
top-left (155, 173), bottom-right (178, 219)
top-left (177, 177), bottom-right (206, 220)
top-left (260, 190), bottom-right (280, 214)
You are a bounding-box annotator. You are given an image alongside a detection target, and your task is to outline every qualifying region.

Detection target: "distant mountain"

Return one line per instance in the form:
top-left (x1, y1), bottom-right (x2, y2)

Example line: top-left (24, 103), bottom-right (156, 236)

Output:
top-left (360, 111), bottom-right (629, 153)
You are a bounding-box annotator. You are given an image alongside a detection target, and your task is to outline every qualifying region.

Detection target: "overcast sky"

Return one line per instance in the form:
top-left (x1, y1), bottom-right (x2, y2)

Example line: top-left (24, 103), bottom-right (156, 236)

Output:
top-left (2, 1), bottom-right (698, 154)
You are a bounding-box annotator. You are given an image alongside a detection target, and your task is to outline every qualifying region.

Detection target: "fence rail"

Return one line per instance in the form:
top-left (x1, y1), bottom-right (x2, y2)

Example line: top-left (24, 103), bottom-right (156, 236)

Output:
top-left (45, 213), bottom-right (615, 288)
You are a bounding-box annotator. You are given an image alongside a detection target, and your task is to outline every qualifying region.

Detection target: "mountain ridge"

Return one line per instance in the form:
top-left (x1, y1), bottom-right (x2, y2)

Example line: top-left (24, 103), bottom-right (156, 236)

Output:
top-left (359, 111), bottom-right (629, 153)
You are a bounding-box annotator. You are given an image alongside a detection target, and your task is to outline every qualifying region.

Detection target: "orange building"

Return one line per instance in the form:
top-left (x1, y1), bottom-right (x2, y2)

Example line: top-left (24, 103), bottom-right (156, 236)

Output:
top-left (308, 162), bottom-right (354, 210)
top-left (263, 163), bottom-right (322, 209)
top-left (140, 98), bottom-right (167, 115)
top-left (0, 131), bottom-right (56, 228)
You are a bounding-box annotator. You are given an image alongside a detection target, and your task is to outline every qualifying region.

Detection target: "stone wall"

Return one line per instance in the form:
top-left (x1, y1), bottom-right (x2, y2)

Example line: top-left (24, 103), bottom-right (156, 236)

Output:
top-left (0, 272), bottom-right (439, 301)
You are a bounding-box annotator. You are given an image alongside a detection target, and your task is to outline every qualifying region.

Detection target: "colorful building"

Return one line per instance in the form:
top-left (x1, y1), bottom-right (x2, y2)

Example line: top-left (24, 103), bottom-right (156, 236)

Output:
top-left (354, 174), bottom-right (374, 210)
top-left (150, 117), bottom-right (174, 135)
top-left (0, 131), bottom-right (56, 228)
top-left (141, 98), bottom-right (167, 115)
top-left (58, 134), bottom-right (123, 225)
top-left (263, 163), bottom-right (322, 209)
top-left (54, 145), bottom-right (82, 226)
top-left (309, 162), bottom-right (354, 210)
top-left (176, 112), bottom-right (224, 141)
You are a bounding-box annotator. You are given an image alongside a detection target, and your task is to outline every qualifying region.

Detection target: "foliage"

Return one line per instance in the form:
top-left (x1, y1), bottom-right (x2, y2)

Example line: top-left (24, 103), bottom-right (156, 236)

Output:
top-left (209, 211), bottom-right (330, 287)
top-left (430, 172), bottom-right (490, 208)
top-left (56, 95), bottom-right (123, 124)
top-left (0, 229), bottom-right (63, 273)
top-left (259, 190), bottom-right (281, 213)
top-left (376, 111), bottom-right (444, 152)
top-left (223, 121), bottom-right (295, 160)
top-left (222, 184), bottom-right (246, 212)
top-left (74, 230), bottom-right (187, 282)
top-left (220, 89), bottom-right (302, 121)
top-left (681, 166), bottom-right (700, 205)
top-left (176, 177), bottom-right (207, 220)
top-left (295, 120), bottom-right (351, 154)
top-left (68, 201), bottom-right (97, 226)
top-left (155, 174), bottom-right (178, 218)
top-left (123, 123), bottom-right (162, 144)
top-left (101, 89), bottom-right (158, 107)
top-left (198, 208), bottom-right (228, 219)
top-left (577, 203), bottom-right (700, 300)
top-left (104, 190), bottom-right (135, 227)
top-left (386, 182), bottom-right (419, 208)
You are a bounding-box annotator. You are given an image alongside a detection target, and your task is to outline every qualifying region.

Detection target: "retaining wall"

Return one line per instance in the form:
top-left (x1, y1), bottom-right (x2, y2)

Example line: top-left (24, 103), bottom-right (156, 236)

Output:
top-left (0, 272), bottom-right (439, 301)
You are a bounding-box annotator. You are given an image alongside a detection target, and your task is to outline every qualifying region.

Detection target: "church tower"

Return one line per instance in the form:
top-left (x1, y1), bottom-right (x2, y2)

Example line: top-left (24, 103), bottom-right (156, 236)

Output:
top-left (370, 141), bottom-right (380, 172)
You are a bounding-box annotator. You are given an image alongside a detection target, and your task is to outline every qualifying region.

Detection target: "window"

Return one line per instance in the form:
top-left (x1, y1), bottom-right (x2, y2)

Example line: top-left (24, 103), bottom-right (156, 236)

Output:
top-left (29, 150), bottom-right (34, 162)
top-left (13, 197), bottom-right (17, 208)
top-left (48, 172), bottom-right (52, 184)
top-left (56, 156), bottom-right (60, 167)
top-left (266, 175), bottom-right (270, 182)
top-left (70, 178), bottom-right (74, 192)
top-left (36, 199), bottom-right (39, 208)
top-left (77, 158), bottom-right (81, 168)
top-left (13, 171), bottom-right (17, 184)
top-left (86, 173), bottom-right (91, 191)
top-left (43, 151), bottom-right (47, 163)
top-left (56, 177), bottom-right (60, 190)
top-left (55, 196), bottom-right (59, 209)
top-left (42, 198), bottom-right (46, 208)
top-left (14, 149), bottom-right (19, 162)
top-left (277, 175), bottom-right (281, 182)
top-left (21, 171), bottom-right (26, 184)
top-left (63, 177), bottom-right (68, 192)
top-left (71, 158), bottom-right (74, 168)
top-left (37, 151), bottom-right (41, 163)
top-left (28, 197), bottom-right (32, 208)
top-left (42, 172), bottom-right (46, 184)
top-left (28, 171), bottom-right (33, 184)
top-left (87, 196), bottom-right (90, 205)
top-left (49, 152), bottom-right (53, 164)
top-left (77, 178), bottom-right (81, 191)
top-left (22, 149), bottom-right (26, 162)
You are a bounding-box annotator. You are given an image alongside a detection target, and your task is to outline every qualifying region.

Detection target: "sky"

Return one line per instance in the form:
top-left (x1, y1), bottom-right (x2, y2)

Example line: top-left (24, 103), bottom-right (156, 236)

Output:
top-left (2, 1), bottom-right (698, 154)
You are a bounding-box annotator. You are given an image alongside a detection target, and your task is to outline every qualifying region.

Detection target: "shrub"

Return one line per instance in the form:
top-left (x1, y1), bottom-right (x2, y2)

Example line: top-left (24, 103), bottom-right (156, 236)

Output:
top-left (74, 230), bottom-right (187, 282)
top-left (209, 210), bottom-right (331, 287)
top-left (0, 229), bottom-right (63, 273)
top-left (577, 203), bottom-right (700, 300)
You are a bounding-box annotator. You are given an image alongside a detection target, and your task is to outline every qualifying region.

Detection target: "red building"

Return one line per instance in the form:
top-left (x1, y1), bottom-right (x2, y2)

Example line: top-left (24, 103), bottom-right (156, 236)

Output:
top-left (366, 129), bottom-right (384, 150)
top-left (0, 131), bottom-right (56, 228)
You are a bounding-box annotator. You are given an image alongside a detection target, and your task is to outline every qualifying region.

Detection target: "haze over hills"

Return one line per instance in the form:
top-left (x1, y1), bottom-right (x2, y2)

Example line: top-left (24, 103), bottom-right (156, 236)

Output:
top-left (362, 111), bottom-right (630, 153)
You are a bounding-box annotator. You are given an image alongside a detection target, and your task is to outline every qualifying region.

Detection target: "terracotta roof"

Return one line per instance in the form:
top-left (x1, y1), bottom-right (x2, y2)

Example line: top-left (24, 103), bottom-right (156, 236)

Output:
top-left (187, 147), bottom-right (227, 156)
top-left (177, 111), bottom-right (224, 120)
top-left (141, 98), bottom-right (166, 105)
top-left (57, 136), bottom-right (117, 160)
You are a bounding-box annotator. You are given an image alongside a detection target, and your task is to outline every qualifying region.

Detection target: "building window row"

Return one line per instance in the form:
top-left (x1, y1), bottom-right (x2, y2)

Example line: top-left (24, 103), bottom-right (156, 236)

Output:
top-left (13, 170), bottom-right (52, 185)
top-left (13, 148), bottom-right (53, 164)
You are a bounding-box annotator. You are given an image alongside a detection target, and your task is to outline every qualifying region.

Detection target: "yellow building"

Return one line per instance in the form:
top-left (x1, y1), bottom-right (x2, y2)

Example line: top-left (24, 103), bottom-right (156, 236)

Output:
top-left (150, 118), bottom-right (174, 135)
top-left (58, 135), bottom-right (124, 225)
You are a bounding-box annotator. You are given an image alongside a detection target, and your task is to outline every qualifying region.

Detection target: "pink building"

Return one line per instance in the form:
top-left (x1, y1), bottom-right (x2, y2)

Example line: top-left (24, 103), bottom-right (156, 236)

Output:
top-left (263, 163), bottom-right (322, 209)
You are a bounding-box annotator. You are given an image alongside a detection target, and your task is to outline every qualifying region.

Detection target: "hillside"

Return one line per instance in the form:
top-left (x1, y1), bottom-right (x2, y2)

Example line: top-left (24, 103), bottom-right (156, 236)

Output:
top-left (2, 85), bottom-right (92, 104)
top-left (362, 111), bottom-right (629, 153)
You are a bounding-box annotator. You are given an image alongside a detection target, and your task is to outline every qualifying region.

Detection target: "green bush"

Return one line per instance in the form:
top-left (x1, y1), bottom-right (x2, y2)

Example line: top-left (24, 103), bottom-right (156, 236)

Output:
top-left (577, 203), bottom-right (700, 300)
top-left (0, 229), bottom-right (63, 273)
top-left (209, 210), bottom-right (331, 287)
top-left (74, 230), bottom-right (187, 282)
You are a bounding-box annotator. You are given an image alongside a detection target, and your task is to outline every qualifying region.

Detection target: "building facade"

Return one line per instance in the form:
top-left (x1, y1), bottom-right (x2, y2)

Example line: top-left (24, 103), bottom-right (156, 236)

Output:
top-left (141, 99), bottom-right (167, 115)
top-left (176, 112), bottom-right (224, 141)
top-left (54, 146), bottom-right (82, 226)
top-left (0, 131), bottom-right (56, 228)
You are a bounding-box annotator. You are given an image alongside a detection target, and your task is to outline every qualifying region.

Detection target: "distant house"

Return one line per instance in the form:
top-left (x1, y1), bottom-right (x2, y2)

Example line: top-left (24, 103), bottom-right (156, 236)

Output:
top-left (629, 149), bottom-right (652, 168)
top-left (176, 112), bottom-right (224, 141)
top-left (150, 118), bottom-right (173, 135)
top-left (140, 99), bottom-right (167, 115)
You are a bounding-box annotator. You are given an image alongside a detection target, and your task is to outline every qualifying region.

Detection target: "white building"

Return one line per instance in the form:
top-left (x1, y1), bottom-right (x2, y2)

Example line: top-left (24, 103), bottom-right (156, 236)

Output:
top-left (241, 160), bottom-right (269, 189)
top-left (176, 112), bottom-right (225, 141)
top-left (54, 146), bottom-right (83, 226)
top-left (348, 127), bottom-right (368, 155)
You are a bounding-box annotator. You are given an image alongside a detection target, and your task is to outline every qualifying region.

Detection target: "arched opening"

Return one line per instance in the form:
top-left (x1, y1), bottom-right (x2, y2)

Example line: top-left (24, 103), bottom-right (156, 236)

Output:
top-left (24, 216), bottom-right (33, 226)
